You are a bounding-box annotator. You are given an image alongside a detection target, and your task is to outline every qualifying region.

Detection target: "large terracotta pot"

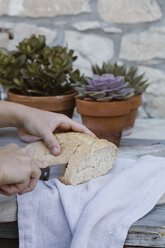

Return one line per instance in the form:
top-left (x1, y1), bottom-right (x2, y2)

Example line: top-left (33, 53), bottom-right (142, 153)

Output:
top-left (8, 91), bottom-right (77, 118)
top-left (76, 98), bottom-right (130, 146)
top-left (123, 94), bottom-right (142, 136)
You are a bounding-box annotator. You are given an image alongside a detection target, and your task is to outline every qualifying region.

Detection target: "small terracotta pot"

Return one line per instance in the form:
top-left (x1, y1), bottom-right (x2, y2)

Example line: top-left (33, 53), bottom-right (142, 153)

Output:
top-left (123, 94), bottom-right (142, 136)
top-left (8, 90), bottom-right (77, 118)
top-left (76, 98), bottom-right (130, 146)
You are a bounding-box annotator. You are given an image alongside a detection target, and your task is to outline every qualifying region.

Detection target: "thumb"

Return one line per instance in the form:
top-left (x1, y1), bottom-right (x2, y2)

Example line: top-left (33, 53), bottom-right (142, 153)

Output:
top-left (39, 129), bottom-right (61, 156)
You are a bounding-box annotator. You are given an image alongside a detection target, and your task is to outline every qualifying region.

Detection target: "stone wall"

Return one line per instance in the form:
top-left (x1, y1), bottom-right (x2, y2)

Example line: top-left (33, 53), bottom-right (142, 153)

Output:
top-left (0, 0), bottom-right (165, 118)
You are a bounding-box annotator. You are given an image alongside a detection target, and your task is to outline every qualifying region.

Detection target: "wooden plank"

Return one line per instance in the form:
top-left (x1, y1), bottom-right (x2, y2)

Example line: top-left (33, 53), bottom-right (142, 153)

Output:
top-left (0, 195), bottom-right (17, 222)
top-left (132, 205), bottom-right (165, 227)
top-left (126, 226), bottom-right (165, 247)
top-left (0, 238), bottom-right (18, 248)
top-left (118, 144), bottom-right (165, 159)
top-left (0, 222), bottom-right (18, 239)
top-left (124, 247), bottom-right (155, 248)
top-left (0, 200), bottom-right (165, 246)
top-left (120, 138), bottom-right (165, 146)
top-left (1, 217), bottom-right (165, 247)
top-left (124, 205), bottom-right (165, 247)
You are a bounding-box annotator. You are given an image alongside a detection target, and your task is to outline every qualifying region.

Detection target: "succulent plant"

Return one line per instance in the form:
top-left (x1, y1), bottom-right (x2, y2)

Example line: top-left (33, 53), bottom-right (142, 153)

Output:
top-left (92, 62), bottom-right (148, 96)
top-left (76, 74), bottom-right (134, 102)
top-left (0, 35), bottom-right (83, 96)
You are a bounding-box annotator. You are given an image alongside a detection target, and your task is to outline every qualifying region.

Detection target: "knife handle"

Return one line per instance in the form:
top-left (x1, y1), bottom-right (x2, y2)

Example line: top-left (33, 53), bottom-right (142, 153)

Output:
top-left (40, 167), bottom-right (50, 181)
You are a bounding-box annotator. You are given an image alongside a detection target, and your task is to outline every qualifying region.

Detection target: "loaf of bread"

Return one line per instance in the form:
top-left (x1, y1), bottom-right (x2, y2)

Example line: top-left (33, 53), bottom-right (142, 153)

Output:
top-left (25, 132), bottom-right (118, 185)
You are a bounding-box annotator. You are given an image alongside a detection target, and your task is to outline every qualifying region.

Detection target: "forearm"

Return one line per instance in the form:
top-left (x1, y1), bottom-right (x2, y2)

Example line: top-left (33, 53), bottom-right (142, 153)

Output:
top-left (0, 100), bottom-right (26, 128)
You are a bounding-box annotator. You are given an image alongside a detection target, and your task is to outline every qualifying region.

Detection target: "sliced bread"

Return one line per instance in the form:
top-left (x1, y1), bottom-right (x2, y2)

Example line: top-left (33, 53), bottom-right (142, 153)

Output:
top-left (25, 132), bottom-right (118, 185)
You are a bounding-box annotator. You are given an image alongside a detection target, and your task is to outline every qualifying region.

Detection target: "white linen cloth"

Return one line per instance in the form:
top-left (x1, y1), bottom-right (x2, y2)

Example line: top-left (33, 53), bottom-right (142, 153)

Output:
top-left (17, 155), bottom-right (165, 248)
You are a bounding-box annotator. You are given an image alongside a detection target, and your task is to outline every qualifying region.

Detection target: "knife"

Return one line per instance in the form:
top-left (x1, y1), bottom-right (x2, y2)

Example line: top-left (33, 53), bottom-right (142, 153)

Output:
top-left (40, 164), bottom-right (67, 181)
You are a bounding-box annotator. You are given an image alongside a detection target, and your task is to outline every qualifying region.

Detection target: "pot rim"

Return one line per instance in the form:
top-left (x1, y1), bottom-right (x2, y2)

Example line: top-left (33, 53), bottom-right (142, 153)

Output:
top-left (7, 90), bottom-right (77, 111)
top-left (8, 90), bottom-right (77, 100)
top-left (76, 98), bottom-right (130, 117)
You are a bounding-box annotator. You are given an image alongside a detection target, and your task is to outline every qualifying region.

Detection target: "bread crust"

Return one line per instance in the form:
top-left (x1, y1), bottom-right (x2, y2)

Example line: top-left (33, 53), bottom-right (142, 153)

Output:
top-left (25, 132), bottom-right (118, 185)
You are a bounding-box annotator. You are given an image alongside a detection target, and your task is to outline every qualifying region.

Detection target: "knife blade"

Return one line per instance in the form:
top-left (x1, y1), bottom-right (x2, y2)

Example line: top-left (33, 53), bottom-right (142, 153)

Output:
top-left (40, 164), bottom-right (67, 181)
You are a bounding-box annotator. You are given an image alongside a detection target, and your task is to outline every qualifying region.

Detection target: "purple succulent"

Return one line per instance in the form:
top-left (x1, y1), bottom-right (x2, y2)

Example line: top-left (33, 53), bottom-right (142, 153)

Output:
top-left (76, 74), bottom-right (134, 102)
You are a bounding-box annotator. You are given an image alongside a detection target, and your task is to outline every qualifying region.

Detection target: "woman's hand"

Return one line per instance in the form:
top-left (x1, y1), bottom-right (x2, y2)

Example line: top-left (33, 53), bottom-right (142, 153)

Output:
top-left (0, 100), bottom-right (94, 155)
top-left (0, 144), bottom-right (47, 196)
top-left (17, 107), bottom-right (94, 156)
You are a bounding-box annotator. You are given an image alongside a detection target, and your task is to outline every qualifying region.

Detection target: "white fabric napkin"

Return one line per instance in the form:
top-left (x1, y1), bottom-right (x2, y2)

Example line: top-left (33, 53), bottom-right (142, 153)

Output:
top-left (17, 155), bottom-right (165, 248)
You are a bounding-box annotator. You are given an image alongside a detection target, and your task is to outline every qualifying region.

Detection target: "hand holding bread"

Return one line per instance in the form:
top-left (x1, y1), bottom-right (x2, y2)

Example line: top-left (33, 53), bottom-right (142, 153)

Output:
top-left (17, 106), bottom-right (94, 155)
top-left (26, 132), bottom-right (118, 185)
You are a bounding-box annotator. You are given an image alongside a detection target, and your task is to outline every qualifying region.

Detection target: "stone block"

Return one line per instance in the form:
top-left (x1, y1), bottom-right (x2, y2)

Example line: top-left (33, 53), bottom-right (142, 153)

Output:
top-left (98, 0), bottom-right (162, 23)
top-left (64, 31), bottom-right (114, 76)
top-left (6, 0), bottom-right (90, 17)
top-left (120, 27), bottom-right (165, 61)
top-left (0, 0), bottom-right (10, 16)
top-left (138, 66), bottom-right (165, 118)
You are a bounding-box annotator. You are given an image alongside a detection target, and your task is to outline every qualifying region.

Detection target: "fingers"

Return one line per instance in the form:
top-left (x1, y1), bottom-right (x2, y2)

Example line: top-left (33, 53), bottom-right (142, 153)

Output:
top-left (69, 119), bottom-right (95, 137)
top-left (19, 160), bottom-right (47, 195)
top-left (0, 180), bottom-right (30, 196)
top-left (38, 128), bottom-right (61, 156)
top-left (19, 174), bottom-right (40, 195)
top-left (0, 160), bottom-right (47, 196)
top-left (55, 115), bottom-right (95, 136)
top-left (38, 118), bottom-right (94, 156)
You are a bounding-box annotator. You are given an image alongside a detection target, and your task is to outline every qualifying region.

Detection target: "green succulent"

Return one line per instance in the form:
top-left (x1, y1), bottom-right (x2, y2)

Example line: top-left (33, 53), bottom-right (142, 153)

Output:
top-left (0, 35), bottom-right (83, 96)
top-left (92, 62), bottom-right (148, 96)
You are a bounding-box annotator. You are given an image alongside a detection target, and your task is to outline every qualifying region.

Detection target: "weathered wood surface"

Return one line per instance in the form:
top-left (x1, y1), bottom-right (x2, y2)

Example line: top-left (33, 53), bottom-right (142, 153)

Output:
top-left (119, 141), bottom-right (165, 206)
top-left (1, 128), bottom-right (165, 247)
top-left (0, 195), bottom-right (17, 223)
top-left (1, 206), bottom-right (165, 247)
top-left (126, 204), bottom-right (165, 247)
top-left (120, 139), bottom-right (165, 246)
top-left (119, 142), bottom-right (165, 159)
top-left (0, 238), bottom-right (18, 248)
top-left (0, 222), bottom-right (18, 239)
top-left (120, 138), bottom-right (165, 147)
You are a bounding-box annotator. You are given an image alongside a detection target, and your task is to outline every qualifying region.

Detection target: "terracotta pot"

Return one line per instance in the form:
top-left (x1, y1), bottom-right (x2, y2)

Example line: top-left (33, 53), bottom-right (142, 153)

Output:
top-left (8, 91), bottom-right (77, 118)
top-left (76, 98), bottom-right (130, 146)
top-left (123, 94), bottom-right (142, 136)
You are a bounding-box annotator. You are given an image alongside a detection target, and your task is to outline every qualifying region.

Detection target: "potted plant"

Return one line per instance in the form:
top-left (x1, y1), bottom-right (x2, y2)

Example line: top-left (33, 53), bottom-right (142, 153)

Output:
top-left (76, 74), bottom-right (134, 146)
top-left (0, 35), bottom-right (84, 117)
top-left (92, 62), bottom-right (148, 135)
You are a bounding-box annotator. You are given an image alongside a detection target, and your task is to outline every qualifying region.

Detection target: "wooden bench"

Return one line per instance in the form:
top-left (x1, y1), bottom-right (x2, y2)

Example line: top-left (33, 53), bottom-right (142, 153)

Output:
top-left (1, 128), bottom-right (165, 247)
